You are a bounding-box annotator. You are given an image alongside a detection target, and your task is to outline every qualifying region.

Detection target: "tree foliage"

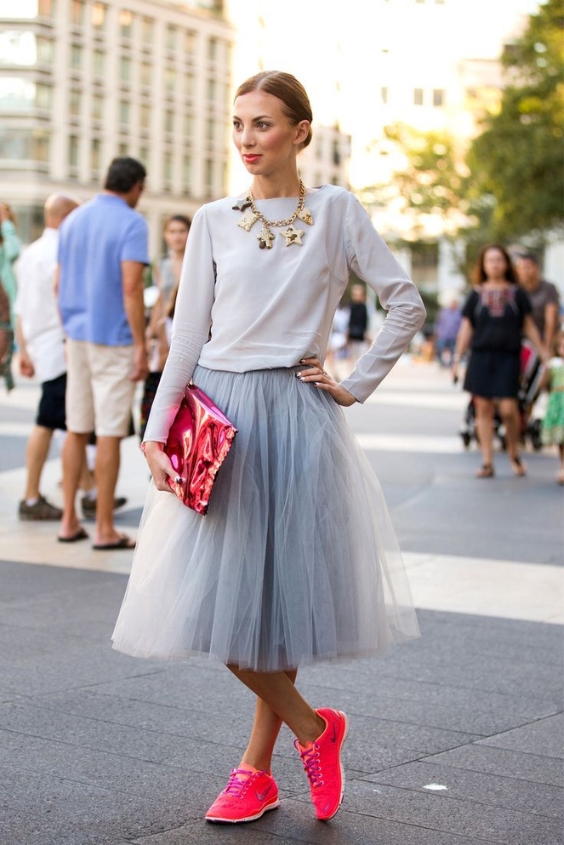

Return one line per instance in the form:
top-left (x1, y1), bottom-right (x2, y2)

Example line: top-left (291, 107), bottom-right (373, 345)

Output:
top-left (467, 0), bottom-right (564, 244)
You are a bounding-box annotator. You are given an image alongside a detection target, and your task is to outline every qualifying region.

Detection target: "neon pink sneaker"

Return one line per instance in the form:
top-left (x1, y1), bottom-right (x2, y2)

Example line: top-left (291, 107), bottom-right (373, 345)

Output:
top-left (205, 767), bottom-right (280, 823)
top-left (295, 708), bottom-right (349, 820)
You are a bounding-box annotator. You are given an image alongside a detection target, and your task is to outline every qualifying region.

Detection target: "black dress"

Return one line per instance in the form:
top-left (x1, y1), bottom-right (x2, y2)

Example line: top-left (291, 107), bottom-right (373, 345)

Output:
top-left (462, 285), bottom-right (531, 399)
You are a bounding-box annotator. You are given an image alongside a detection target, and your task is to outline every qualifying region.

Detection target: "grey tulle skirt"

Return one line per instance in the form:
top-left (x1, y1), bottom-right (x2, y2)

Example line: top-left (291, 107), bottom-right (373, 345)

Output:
top-left (111, 365), bottom-right (419, 671)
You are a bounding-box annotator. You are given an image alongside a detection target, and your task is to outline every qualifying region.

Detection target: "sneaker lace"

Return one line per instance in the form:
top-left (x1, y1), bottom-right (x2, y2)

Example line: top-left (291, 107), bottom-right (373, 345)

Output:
top-left (223, 768), bottom-right (255, 798)
top-left (295, 741), bottom-right (323, 789)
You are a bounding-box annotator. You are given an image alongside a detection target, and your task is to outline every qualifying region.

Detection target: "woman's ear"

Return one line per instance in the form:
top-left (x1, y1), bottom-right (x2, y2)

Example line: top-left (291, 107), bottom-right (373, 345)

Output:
top-left (294, 120), bottom-right (310, 147)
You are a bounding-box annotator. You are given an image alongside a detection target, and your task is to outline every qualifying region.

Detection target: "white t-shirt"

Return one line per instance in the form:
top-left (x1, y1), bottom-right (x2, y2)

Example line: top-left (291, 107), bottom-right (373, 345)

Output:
top-left (14, 227), bottom-right (66, 383)
top-left (144, 185), bottom-right (426, 443)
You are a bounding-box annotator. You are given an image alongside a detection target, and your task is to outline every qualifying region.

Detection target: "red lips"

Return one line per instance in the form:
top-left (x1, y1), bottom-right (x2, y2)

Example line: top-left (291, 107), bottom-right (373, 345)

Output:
top-left (243, 155), bottom-right (261, 163)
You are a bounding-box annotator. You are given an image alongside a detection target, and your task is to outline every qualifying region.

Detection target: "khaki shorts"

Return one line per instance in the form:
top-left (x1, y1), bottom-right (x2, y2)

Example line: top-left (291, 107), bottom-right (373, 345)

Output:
top-left (66, 340), bottom-right (136, 438)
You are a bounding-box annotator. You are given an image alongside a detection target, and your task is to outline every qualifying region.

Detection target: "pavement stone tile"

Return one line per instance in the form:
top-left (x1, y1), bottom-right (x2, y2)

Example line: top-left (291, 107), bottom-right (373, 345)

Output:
top-left (421, 744), bottom-right (564, 787)
top-left (131, 820), bottom-right (300, 845)
top-left (308, 778), bottom-right (563, 845)
top-left (363, 759), bottom-right (564, 819)
top-left (478, 713), bottom-right (564, 758)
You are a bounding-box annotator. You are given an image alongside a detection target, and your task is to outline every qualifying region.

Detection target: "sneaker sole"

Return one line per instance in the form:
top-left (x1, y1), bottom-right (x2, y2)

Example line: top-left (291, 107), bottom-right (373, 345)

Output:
top-left (318, 710), bottom-right (349, 822)
top-left (206, 798), bottom-right (280, 824)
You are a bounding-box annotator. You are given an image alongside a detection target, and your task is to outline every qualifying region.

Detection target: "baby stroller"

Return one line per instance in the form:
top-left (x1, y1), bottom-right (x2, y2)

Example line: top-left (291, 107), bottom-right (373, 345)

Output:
top-left (459, 341), bottom-right (543, 451)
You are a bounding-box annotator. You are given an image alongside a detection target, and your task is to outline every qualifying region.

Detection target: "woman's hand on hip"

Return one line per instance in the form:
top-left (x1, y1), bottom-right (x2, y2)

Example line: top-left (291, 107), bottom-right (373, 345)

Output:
top-left (142, 441), bottom-right (178, 492)
top-left (297, 357), bottom-right (357, 407)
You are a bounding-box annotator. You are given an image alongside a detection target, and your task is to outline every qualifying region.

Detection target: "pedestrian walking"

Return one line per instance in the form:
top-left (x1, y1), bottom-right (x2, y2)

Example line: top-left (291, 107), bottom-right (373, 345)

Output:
top-left (152, 214), bottom-right (191, 311)
top-left (56, 157), bottom-right (149, 548)
top-left (0, 202), bottom-right (22, 390)
top-left (452, 245), bottom-right (547, 478)
top-left (347, 282), bottom-right (370, 365)
top-left (15, 194), bottom-right (79, 521)
top-left (516, 252), bottom-right (560, 351)
top-left (112, 71), bottom-right (426, 824)
top-left (539, 330), bottom-right (564, 484)
top-left (434, 298), bottom-right (462, 367)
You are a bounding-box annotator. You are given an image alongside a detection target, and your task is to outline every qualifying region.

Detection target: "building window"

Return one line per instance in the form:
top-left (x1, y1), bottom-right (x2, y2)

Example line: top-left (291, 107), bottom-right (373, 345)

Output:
top-left (32, 129), bottom-right (50, 162)
top-left (164, 110), bottom-right (174, 133)
top-left (166, 24), bottom-right (176, 52)
top-left (413, 88), bottom-right (424, 106)
top-left (91, 137), bottom-right (101, 171)
top-left (36, 83), bottom-right (52, 110)
top-left (0, 127), bottom-right (48, 161)
top-left (142, 17), bottom-right (154, 45)
top-left (183, 154), bottom-right (192, 191)
top-left (91, 93), bottom-right (103, 121)
top-left (0, 31), bottom-right (37, 66)
top-left (163, 150), bottom-right (173, 182)
top-left (184, 73), bottom-right (194, 97)
top-left (119, 9), bottom-right (133, 39)
top-left (206, 119), bottom-right (214, 144)
top-left (38, 0), bottom-right (55, 17)
top-left (140, 62), bottom-right (151, 87)
top-left (140, 103), bottom-right (151, 130)
top-left (37, 37), bottom-right (54, 65)
top-left (164, 68), bottom-right (176, 92)
top-left (207, 37), bottom-right (217, 62)
top-left (119, 100), bottom-right (130, 126)
top-left (70, 44), bottom-right (82, 71)
top-left (205, 158), bottom-right (213, 189)
top-left (119, 56), bottom-right (131, 83)
top-left (381, 86), bottom-right (388, 104)
top-left (332, 140), bottom-right (341, 166)
top-left (68, 134), bottom-right (79, 169)
top-left (0, 77), bottom-right (35, 111)
top-left (118, 142), bottom-right (128, 157)
top-left (183, 113), bottom-right (193, 137)
top-left (92, 3), bottom-right (106, 31)
top-left (92, 50), bottom-right (104, 77)
top-left (433, 88), bottom-right (445, 107)
top-left (207, 78), bottom-right (216, 102)
top-left (71, 0), bottom-right (85, 26)
top-left (69, 88), bottom-right (81, 117)
top-left (184, 31), bottom-right (196, 54)
top-left (139, 145), bottom-right (149, 167)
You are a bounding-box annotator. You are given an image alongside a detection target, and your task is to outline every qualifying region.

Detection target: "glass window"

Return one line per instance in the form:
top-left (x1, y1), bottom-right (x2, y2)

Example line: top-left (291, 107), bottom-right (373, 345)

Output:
top-left (69, 88), bottom-right (81, 116)
top-left (140, 103), bottom-right (151, 129)
top-left (164, 68), bottom-right (176, 92)
top-left (119, 9), bottom-right (133, 38)
top-left (183, 113), bottom-right (193, 137)
top-left (92, 50), bottom-right (104, 77)
top-left (92, 3), bottom-right (106, 31)
top-left (183, 154), bottom-right (192, 188)
top-left (91, 137), bottom-right (101, 171)
top-left (38, 0), bottom-right (55, 16)
top-left (37, 37), bottom-right (54, 65)
top-left (205, 159), bottom-right (214, 189)
top-left (0, 127), bottom-right (29, 158)
top-left (184, 73), bottom-right (194, 97)
top-left (164, 110), bottom-right (174, 133)
top-left (68, 134), bottom-right (79, 168)
top-left (142, 17), bottom-right (154, 45)
top-left (36, 82), bottom-right (52, 109)
top-left (71, 0), bottom-right (85, 25)
top-left (0, 31), bottom-right (37, 66)
top-left (91, 93), bottom-right (103, 120)
top-left (120, 56), bottom-right (131, 82)
top-left (207, 78), bottom-right (216, 102)
top-left (166, 24), bottom-right (176, 52)
top-left (0, 77), bottom-right (35, 110)
top-left (206, 119), bottom-right (214, 143)
top-left (70, 44), bottom-right (82, 71)
top-left (433, 88), bottom-right (445, 107)
top-left (119, 100), bottom-right (130, 126)
top-left (139, 145), bottom-right (149, 167)
top-left (118, 142), bottom-right (128, 156)
top-left (413, 88), bottom-right (424, 105)
top-left (184, 31), bottom-right (196, 53)
top-left (32, 129), bottom-right (49, 162)
top-left (207, 37), bottom-right (217, 62)
top-left (332, 140), bottom-right (341, 166)
top-left (163, 150), bottom-right (173, 181)
top-left (140, 62), bottom-right (151, 87)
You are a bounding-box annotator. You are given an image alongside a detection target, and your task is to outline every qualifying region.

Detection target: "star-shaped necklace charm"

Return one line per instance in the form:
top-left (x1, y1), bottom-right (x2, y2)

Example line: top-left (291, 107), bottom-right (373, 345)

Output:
top-left (237, 209), bottom-right (260, 232)
top-left (232, 196), bottom-right (252, 212)
top-left (257, 225), bottom-right (275, 249)
top-left (280, 225), bottom-right (305, 246)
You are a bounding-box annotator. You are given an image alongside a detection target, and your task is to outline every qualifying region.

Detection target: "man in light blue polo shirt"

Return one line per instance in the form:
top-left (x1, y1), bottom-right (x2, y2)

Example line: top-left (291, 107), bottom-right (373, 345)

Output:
top-left (57, 157), bottom-right (149, 549)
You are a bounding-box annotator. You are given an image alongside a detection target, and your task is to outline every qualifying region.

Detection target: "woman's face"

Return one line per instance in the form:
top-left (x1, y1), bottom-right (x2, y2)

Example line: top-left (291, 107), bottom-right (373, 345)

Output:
top-left (232, 90), bottom-right (308, 178)
top-left (483, 248), bottom-right (508, 281)
top-left (164, 221), bottom-right (189, 253)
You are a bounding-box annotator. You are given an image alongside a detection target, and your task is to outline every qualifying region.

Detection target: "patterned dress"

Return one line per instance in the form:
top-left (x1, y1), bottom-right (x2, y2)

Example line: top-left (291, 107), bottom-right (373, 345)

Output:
top-left (541, 357), bottom-right (564, 446)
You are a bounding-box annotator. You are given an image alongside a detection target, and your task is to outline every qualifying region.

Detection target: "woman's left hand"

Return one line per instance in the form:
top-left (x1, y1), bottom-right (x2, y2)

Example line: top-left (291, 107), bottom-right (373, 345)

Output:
top-left (297, 357), bottom-right (357, 407)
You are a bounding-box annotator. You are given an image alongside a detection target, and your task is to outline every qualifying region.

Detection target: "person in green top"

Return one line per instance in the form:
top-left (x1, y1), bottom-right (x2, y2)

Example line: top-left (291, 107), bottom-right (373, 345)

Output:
top-left (0, 202), bottom-right (22, 390)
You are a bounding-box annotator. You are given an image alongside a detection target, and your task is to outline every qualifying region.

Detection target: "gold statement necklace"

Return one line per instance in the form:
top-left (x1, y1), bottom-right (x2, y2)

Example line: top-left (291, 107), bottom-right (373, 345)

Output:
top-left (232, 180), bottom-right (314, 249)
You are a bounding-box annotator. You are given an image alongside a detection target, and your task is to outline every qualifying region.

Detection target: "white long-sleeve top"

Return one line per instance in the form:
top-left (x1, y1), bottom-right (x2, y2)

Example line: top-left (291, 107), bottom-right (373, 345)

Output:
top-left (144, 185), bottom-right (426, 443)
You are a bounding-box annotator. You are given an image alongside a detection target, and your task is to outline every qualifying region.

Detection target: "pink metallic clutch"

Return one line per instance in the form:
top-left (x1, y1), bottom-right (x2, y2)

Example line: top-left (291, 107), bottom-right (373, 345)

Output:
top-left (164, 384), bottom-right (237, 515)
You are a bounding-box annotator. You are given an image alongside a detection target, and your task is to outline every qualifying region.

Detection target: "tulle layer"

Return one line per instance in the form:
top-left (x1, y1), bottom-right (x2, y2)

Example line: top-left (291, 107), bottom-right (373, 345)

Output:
top-left (111, 365), bottom-right (419, 671)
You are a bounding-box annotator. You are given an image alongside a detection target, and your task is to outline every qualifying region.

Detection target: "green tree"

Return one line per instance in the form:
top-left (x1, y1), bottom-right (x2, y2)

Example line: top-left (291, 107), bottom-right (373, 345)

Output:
top-left (467, 0), bottom-right (564, 245)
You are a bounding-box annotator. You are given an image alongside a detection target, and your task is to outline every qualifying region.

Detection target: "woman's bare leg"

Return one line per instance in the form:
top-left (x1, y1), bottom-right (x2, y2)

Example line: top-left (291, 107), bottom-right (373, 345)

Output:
top-left (498, 398), bottom-right (525, 474)
top-left (228, 666), bottom-right (324, 759)
top-left (474, 396), bottom-right (495, 471)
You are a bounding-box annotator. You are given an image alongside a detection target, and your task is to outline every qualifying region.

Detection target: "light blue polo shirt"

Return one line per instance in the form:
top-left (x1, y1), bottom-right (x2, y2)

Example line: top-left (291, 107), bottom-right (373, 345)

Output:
top-left (58, 193), bottom-right (149, 346)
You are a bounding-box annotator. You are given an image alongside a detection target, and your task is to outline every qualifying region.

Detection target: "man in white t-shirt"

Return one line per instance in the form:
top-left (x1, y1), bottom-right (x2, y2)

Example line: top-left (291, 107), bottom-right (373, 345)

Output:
top-left (15, 194), bottom-right (78, 520)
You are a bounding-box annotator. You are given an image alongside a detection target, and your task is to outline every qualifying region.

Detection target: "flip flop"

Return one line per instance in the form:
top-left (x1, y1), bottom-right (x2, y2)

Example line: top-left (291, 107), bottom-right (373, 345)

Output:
top-left (58, 527), bottom-right (89, 543)
top-left (92, 534), bottom-right (136, 551)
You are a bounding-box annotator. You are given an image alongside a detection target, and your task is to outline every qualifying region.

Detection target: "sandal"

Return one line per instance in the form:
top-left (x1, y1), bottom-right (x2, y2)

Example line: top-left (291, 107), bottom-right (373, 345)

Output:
top-left (476, 464), bottom-right (494, 478)
top-left (509, 455), bottom-right (526, 477)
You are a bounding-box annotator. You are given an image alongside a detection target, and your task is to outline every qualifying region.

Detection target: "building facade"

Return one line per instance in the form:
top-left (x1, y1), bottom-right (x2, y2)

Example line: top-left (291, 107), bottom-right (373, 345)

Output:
top-left (0, 0), bottom-right (234, 254)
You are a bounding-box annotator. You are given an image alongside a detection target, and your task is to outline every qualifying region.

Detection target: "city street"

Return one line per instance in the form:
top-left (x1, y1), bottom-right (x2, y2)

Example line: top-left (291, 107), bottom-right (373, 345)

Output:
top-left (0, 359), bottom-right (562, 845)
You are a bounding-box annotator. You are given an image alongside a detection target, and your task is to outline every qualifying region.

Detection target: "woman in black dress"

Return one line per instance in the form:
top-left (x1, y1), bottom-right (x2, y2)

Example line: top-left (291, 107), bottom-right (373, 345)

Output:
top-left (452, 245), bottom-right (547, 477)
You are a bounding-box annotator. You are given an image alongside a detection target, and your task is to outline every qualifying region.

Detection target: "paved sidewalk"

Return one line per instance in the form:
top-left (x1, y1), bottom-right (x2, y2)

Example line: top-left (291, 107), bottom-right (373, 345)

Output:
top-left (1, 363), bottom-right (562, 844)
